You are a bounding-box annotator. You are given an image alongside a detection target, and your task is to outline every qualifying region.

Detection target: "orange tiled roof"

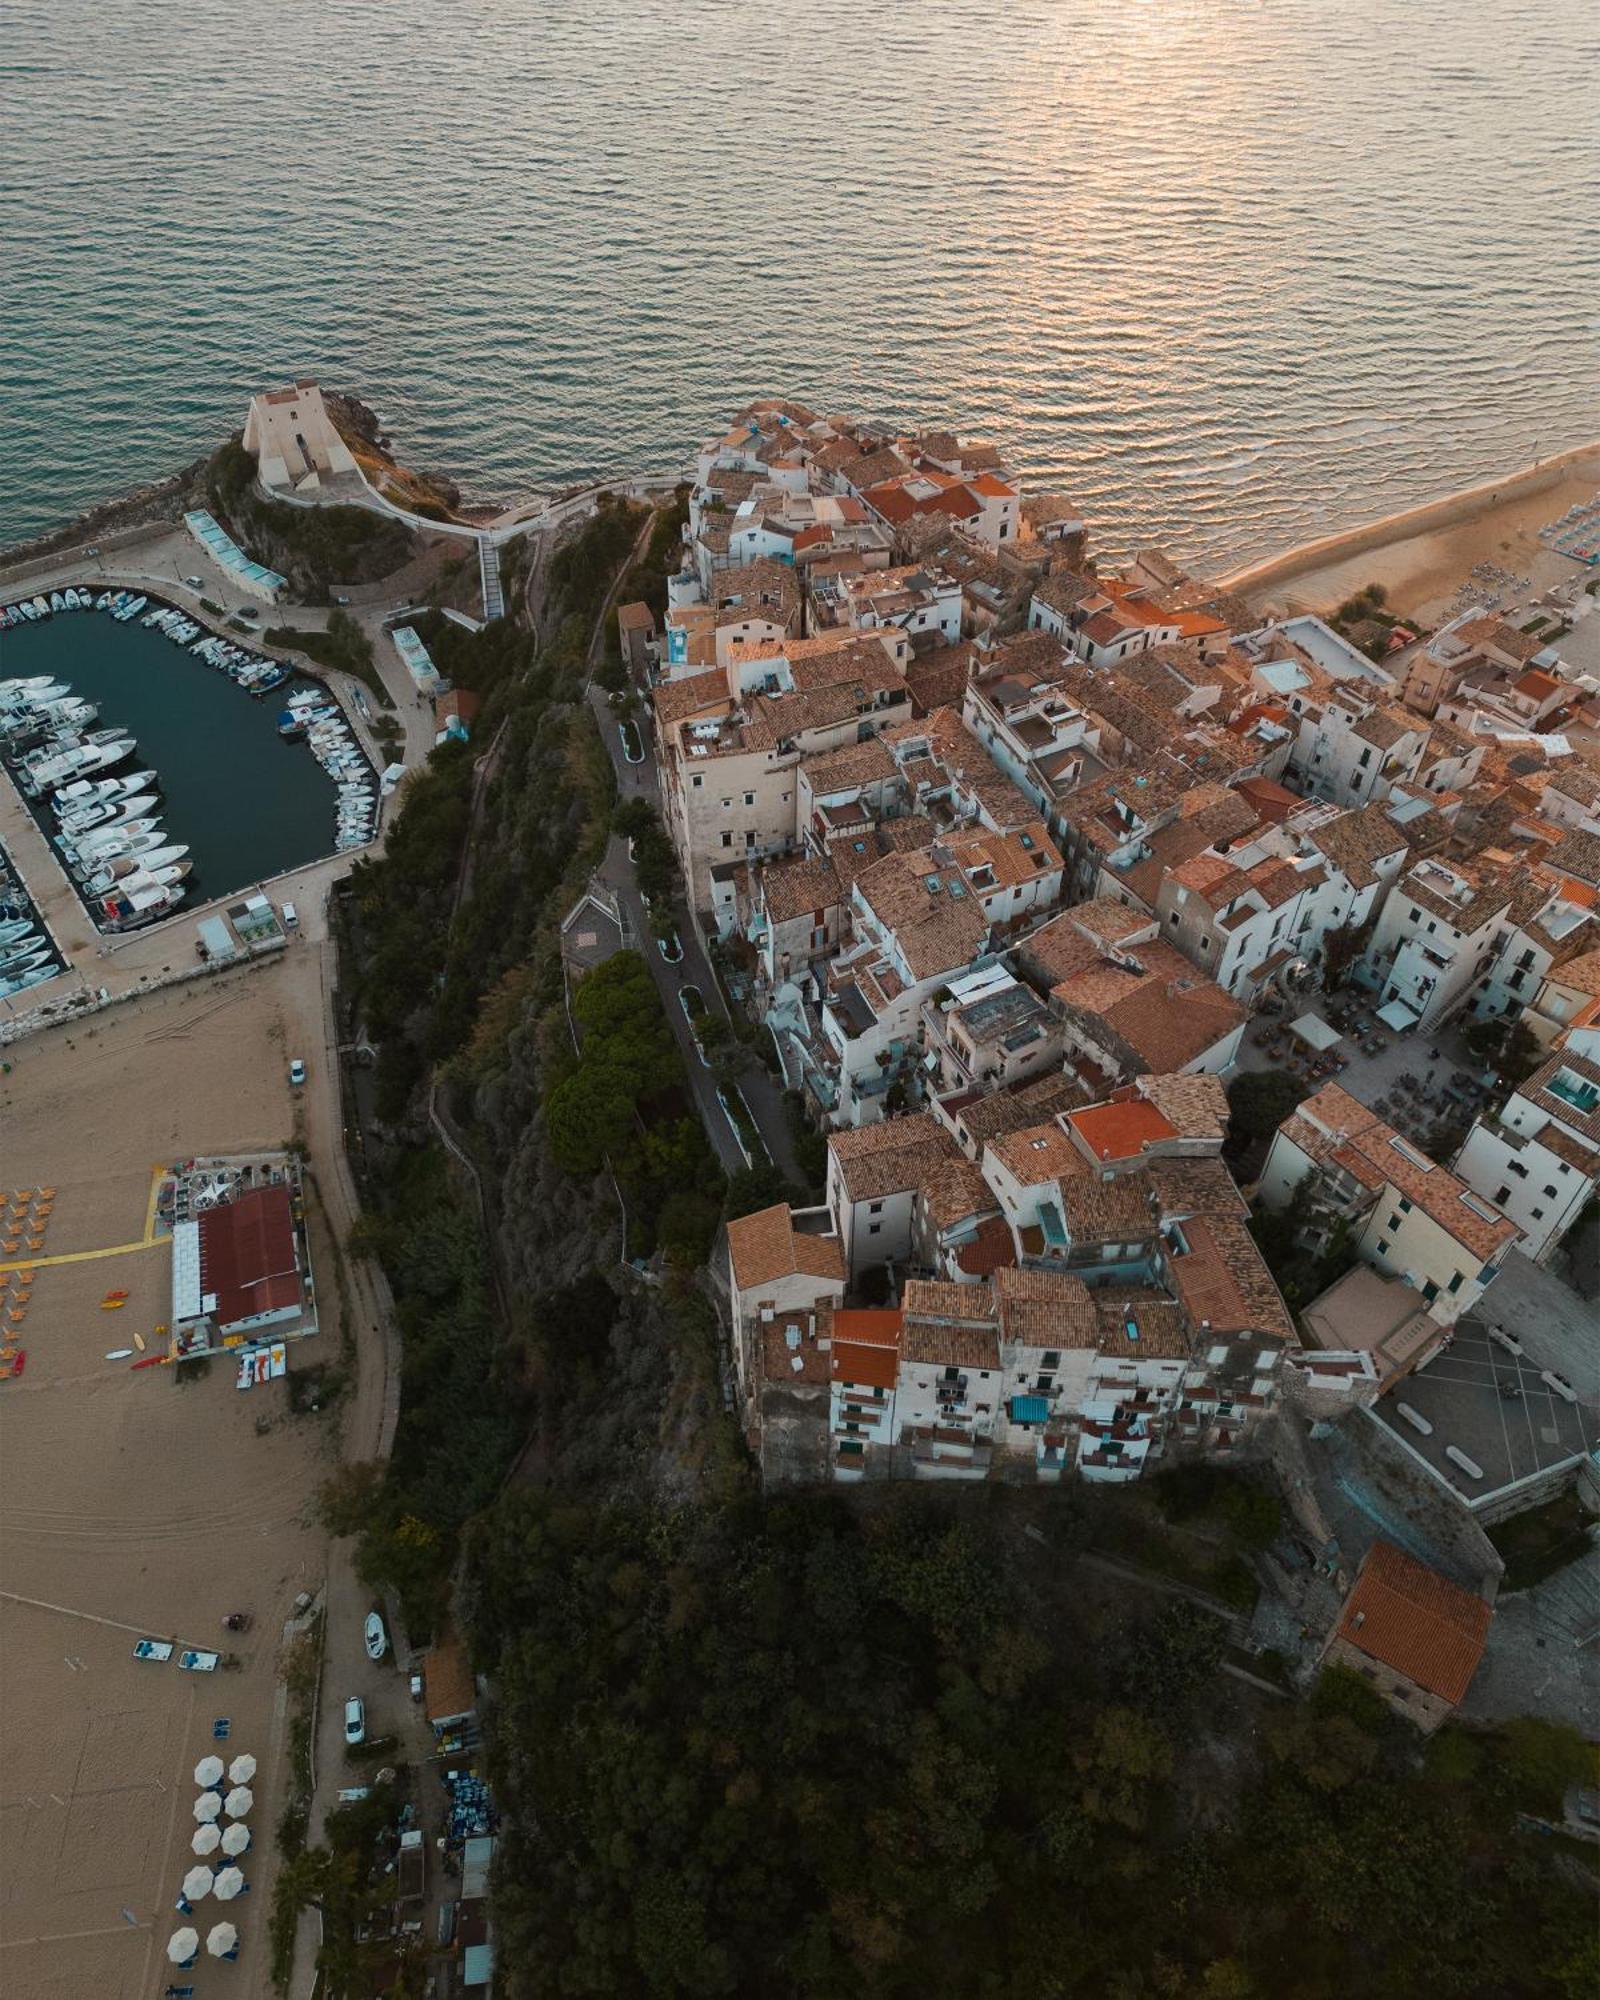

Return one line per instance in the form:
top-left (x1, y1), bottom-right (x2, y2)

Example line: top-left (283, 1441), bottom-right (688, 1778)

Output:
top-left (1335, 1540), bottom-right (1492, 1705)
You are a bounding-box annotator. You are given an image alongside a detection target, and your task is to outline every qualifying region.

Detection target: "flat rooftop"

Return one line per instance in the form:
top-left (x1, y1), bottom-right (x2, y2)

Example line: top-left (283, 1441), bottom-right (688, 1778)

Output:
top-left (1370, 1315), bottom-right (1597, 1508)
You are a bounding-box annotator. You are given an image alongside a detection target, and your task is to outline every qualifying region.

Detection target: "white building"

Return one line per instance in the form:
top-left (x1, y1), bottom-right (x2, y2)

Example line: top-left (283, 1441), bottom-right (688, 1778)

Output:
top-left (1453, 1049), bottom-right (1600, 1262)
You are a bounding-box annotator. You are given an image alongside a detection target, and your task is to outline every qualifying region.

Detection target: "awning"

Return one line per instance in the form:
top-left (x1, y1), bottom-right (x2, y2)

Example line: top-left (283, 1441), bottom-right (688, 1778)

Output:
top-left (1009, 1396), bottom-right (1050, 1424)
top-left (1378, 998), bottom-right (1419, 1031)
top-left (1290, 1011), bottom-right (1341, 1052)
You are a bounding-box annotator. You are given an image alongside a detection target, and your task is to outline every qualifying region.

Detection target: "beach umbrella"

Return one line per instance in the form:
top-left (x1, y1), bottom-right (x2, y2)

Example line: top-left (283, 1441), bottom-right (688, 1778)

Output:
top-left (213, 1866), bottom-right (245, 1901)
top-left (227, 1752), bottom-right (256, 1785)
top-left (194, 1755), bottom-right (225, 1788)
top-left (223, 1786), bottom-right (253, 1818)
top-left (220, 1821), bottom-right (252, 1857)
top-left (191, 1823), bottom-right (222, 1857)
top-left (182, 1865), bottom-right (215, 1902)
top-left (193, 1792), bottom-right (222, 1823)
top-left (207, 1920), bottom-right (239, 1959)
top-left (166, 1928), bottom-right (199, 1965)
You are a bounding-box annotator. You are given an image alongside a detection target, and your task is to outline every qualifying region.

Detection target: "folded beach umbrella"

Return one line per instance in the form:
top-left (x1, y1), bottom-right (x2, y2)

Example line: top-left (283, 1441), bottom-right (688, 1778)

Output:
top-left (223, 1785), bottom-right (253, 1818)
top-left (166, 1928), bottom-right (199, 1965)
top-left (193, 1792), bottom-right (222, 1823)
top-left (193, 1755), bottom-right (225, 1788)
top-left (213, 1865), bottom-right (245, 1901)
top-left (207, 1920), bottom-right (239, 1958)
top-left (191, 1822), bottom-right (222, 1857)
top-left (182, 1865), bottom-right (215, 1902)
top-left (227, 1752), bottom-right (256, 1785)
top-left (220, 1821), bottom-right (252, 1857)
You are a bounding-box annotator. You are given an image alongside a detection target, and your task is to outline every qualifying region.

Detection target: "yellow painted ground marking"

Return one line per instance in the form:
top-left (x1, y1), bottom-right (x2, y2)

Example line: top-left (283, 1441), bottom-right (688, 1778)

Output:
top-left (0, 1237), bottom-right (167, 1275)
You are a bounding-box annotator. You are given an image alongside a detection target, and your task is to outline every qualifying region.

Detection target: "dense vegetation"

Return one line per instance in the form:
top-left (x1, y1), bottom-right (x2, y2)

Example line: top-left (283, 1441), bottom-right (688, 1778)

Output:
top-left (265, 608), bottom-right (393, 707)
top-left (468, 1487), bottom-right (1597, 2000)
top-left (208, 436), bottom-right (415, 597)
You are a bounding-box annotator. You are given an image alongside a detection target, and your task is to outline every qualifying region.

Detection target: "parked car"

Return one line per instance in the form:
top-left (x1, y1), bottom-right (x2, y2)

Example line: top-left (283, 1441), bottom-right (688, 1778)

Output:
top-left (288, 1058), bottom-right (307, 1086)
top-left (364, 1611), bottom-right (388, 1662)
top-left (344, 1696), bottom-right (366, 1746)
top-left (409, 1670), bottom-right (424, 1702)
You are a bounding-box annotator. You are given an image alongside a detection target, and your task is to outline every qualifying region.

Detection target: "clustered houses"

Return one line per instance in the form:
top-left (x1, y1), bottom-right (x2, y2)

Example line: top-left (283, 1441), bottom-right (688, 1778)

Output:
top-left (668, 404), bottom-right (1600, 1486)
top-left (738, 1071), bottom-right (1297, 1486)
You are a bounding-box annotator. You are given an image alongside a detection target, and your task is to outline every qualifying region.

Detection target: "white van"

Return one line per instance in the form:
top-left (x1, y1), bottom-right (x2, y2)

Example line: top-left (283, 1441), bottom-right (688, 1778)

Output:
top-left (281, 902), bottom-right (298, 931)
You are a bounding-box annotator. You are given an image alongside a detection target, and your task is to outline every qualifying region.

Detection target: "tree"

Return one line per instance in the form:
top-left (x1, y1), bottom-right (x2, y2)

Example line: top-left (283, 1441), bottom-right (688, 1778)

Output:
top-left (1225, 1069), bottom-right (1305, 1152)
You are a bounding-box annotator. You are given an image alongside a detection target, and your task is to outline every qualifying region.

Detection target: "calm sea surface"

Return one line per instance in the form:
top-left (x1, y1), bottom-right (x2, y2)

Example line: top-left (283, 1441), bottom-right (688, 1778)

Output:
top-left (2, 0), bottom-right (1596, 567)
top-left (3, 611), bottom-right (337, 905)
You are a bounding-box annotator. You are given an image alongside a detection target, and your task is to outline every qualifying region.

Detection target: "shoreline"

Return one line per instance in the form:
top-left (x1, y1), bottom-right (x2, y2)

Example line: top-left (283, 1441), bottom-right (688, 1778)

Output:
top-left (1219, 439), bottom-right (1600, 604)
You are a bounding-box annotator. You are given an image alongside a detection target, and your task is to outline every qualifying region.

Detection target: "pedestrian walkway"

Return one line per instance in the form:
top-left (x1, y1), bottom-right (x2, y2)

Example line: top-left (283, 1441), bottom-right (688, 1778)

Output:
top-left (478, 536), bottom-right (504, 622)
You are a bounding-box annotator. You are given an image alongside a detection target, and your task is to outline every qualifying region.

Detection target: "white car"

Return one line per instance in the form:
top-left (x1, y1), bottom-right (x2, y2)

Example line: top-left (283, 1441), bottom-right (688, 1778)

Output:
top-left (288, 1058), bottom-right (307, 1086)
top-left (343, 1696), bottom-right (365, 1746)
top-left (364, 1611), bottom-right (388, 1661)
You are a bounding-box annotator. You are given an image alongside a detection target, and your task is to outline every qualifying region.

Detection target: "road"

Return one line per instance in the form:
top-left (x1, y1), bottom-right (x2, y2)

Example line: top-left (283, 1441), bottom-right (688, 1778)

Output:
top-left (582, 622), bottom-right (802, 1186)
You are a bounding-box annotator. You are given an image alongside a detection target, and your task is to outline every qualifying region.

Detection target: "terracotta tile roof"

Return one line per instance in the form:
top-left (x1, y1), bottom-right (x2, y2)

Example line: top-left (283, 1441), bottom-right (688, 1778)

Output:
top-left (1136, 1073), bottom-right (1229, 1139)
top-left (993, 1265), bottom-right (1099, 1346)
top-left (900, 1279), bottom-right (1001, 1368)
top-left (905, 642), bottom-right (979, 716)
top-left (951, 1071), bottom-right (1087, 1148)
top-left (1285, 1084), bottom-right (1516, 1261)
top-left (1050, 939), bottom-right (1246, 1073)
top-left (1307, 807), bottom-right (1413, 889)
top-left (1335, 1540), bottom-right (1492, 1705)
top-left (987, 1118), bottom-right (1088, 1188)
top-left (1147, 1155), bottom-right (1250, 1220)
top-left (801, 736), bottom-right (898, 795)
top-left (921, 1153), bottom-right (996, 1232)
top-left (830, 1114), bottom-right (963, 1202)
top-left (829, 1308), bottom-right (904, 1390)
top-left (1549, 947), bottom-right (1600, 997)
top-left (1058, 1169), bottom-right (1157, 1241)
top-left (1093, 1290), bottom-right (1189, 1358)
top-left (1167, 1212), bottom-right (1295, 1342)
top-left (853, 846), bottom-right (990, 980)
top-left (1068, 1098), bottom-right (1178, 1165)
top-left (726, 1204), bottom-right (845, 1293)
top-left (654, 669), bottom-right (729, 729)
top-left (759, 854), bottom-right (843, 925)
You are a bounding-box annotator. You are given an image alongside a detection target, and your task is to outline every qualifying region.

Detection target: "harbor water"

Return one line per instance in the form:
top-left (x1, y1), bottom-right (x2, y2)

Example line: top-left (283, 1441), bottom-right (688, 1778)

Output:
top-left (0, 609), bottom-right (338, 907)
top-left (2, 0), bottom-right (1596, 568)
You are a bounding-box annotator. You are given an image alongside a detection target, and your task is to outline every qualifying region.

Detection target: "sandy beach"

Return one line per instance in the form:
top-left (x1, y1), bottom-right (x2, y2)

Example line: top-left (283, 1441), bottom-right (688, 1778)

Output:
top-left (1222, 440), bottom-right (1600, 625)
top-left (0, 959), bottom-right (352, 2000)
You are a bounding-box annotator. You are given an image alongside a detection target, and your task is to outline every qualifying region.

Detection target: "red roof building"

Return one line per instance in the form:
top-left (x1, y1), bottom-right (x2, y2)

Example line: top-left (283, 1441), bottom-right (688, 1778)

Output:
top-left (187, 1184), bottom-right (307, 1339)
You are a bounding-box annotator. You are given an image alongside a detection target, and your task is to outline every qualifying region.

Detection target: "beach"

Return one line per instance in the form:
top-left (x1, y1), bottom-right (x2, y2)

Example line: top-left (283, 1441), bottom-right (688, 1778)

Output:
top-left (0, 956), bottom-right (359, 1999)
top-left (1222, 440), bottom-right (1600, 625)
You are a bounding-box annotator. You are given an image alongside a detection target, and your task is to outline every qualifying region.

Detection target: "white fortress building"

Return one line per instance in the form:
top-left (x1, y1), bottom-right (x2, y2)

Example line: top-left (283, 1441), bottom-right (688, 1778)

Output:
top-left (242, 379), bottom-right (358, 493)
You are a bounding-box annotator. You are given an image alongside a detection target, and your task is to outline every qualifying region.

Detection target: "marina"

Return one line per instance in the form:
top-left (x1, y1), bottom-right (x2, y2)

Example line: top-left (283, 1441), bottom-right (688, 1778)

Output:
top-left (0, 591), bottom-right (374, 929)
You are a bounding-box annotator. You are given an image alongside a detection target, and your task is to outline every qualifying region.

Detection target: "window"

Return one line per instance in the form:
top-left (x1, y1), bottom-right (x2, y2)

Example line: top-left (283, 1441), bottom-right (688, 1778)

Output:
top-left (743, 791), bottom-right (754, 806)
top-left (1037, 1375), bottom-right (1054, 1393)
top-left (1398, 1197), bottom-right (1413, 1214)
top-left (1386, 1213), bottom-right (1401, 1232)
top-left (1422, 1280), bottom-right (1439, 1303)
top-left (1532, 1206), bottom-right (1544, 1220)
top-left (721, 798), bottom-right (731, 810)
top-left (720, 831), bottom-right (733, 849)
top-left (691, 773), bottom-right (703, 789)
top-left (867, 1222), bottom-right (881, 1236)
top-left (1509, 1161), bottom-right (1528, 1179)
top-left (1494, 1185), bottom-right (1510, 1204)
top-left (1447, 1273), bottom-right (1463, 1294)
top-left (869, 1201), bottom-right (883, 1215)
top-left (1043, 1351), bottom-right (1061, 1369)
top-left (1543, 1185), bottom-right (1557, 1199)
top-left (1358, 748), bottom-right (1371, 767)
top-left (1170, 911), bottom-right (1180, 925)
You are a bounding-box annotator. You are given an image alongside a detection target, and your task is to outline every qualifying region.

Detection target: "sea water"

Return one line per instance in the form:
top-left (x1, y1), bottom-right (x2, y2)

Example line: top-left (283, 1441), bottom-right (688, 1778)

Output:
top-left (0, 610), bottom-right (337, 906)
top-left (2, 0), bottom-right (1596, 567)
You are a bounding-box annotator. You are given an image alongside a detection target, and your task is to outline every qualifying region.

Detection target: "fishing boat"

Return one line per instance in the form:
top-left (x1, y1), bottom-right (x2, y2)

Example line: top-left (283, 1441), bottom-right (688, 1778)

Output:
top-left (95, 590), bottom-right (112, 610)
top-left (112, 594), bottom-right (147, 622)
top-left (0, 965), bottom-right (59, 997)
top-left (48, 591), bottom-right (66, 613)
top-left (0, 943), bottom-right (53, 977)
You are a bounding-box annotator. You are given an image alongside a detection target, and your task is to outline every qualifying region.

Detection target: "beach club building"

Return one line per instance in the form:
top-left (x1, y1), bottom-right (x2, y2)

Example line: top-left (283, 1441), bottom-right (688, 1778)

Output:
top-left (170, 1177), bottom-right (318, 1362)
